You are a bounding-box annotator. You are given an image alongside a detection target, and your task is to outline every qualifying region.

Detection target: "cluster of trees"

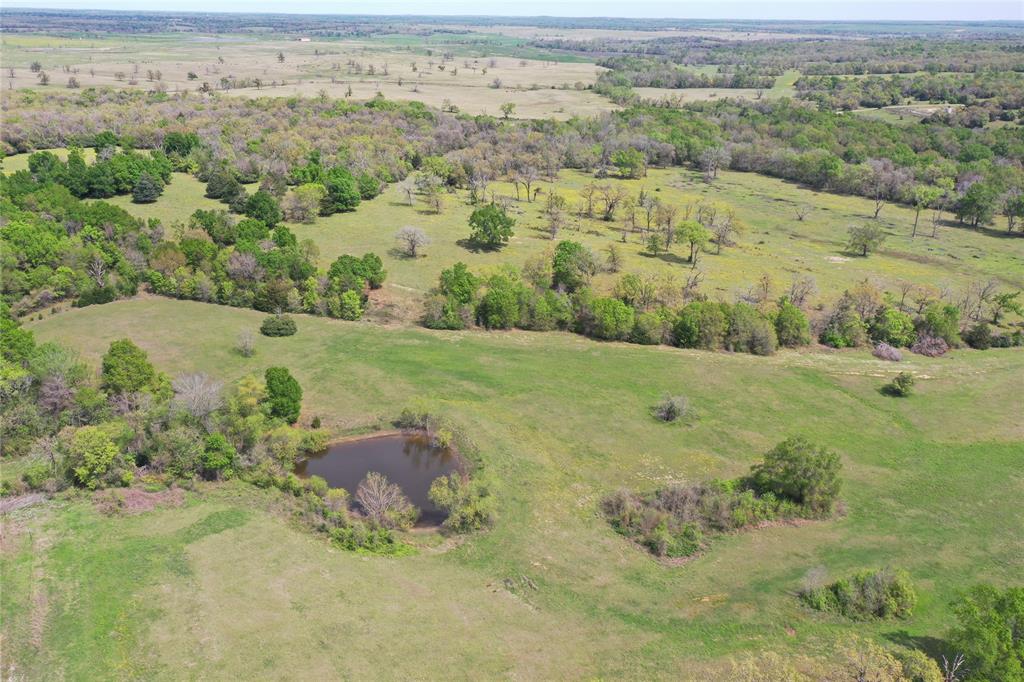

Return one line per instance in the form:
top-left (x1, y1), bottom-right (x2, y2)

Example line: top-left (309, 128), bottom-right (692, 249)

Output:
top-left (6, 87), bottom-right (1021, 227)
top-left (817, 279), bottom-right (1023, 354)
top-left (596, 56), bottom-right (775, 93)
top-left (25, 147), bottom-right (172, 201)
top-left (0, 165), bottom-right (386, 321)
top-left (602, 436), bottom-right (842, 558)
top-left (796, 72), bottom-right (1024, 122)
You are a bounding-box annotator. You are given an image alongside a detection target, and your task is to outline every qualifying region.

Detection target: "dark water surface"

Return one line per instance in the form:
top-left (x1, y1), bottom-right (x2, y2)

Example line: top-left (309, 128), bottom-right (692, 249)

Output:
top-left (294, 434), bottom-right (461, 526)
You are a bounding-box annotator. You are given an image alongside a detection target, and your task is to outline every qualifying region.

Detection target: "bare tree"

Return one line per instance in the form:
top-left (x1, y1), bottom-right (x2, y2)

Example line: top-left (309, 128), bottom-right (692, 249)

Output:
top-left (786, 275), bottom-right (816, 308)
top-left (236, 328), bottom-right (256, 357)
top-left (598, 184), bottom-right (629, 221)
top-left (172, 373), bottom-right (224, 428)
top-left (86, 255), bottom-right (107, 287)
top-left (395, 226), bottom-right (430, 257)
top-left (711, 207), bottom-right (740, 254)
top-left (795, 205), bottom-right (810, 221)
top-left (355, 472), bottom-right (417, 529)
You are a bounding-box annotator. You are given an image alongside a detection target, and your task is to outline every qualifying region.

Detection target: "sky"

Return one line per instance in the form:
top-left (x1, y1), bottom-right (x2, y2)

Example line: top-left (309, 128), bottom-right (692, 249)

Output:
top-left (6, 0), bottom-right (1022, 20)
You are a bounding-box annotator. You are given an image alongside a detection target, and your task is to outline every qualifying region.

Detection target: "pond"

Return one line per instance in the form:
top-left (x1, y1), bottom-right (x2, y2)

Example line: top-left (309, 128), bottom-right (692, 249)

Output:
top-left (294, 433), bottom-right (462, 526)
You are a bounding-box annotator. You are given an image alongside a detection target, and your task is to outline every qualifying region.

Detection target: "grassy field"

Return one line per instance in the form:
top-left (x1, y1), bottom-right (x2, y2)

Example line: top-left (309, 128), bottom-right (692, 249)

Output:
top-left (3, 297), bottom-right (1021, 678)
top-left (0, 31), bottom-right (610, 119)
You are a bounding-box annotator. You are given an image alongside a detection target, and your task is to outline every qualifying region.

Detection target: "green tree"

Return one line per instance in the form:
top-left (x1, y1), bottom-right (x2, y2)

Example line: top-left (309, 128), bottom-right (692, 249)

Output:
top-left (201, 433), bottom-right (236, 478)
top-left (674, 301), bottom-right (728, 350)
top-left (870, 306), bottom-right (917, 347)
top-left (949, 584), bottom-right (1024, 682)
top-left (748, 436), bottom-right (842, 514)
top-left (131, 172), bottom-right (163, 204)
top-left (64, 425), bottom-right (132, 490)
top-left (921, 302), bottom-right (961, 347)
top-left (321, 166), bottom-right (361, 214)
top-left (773, 298), bottom-right (811, 347)
top-left (911, 185), bottom-right (942, 237)
top-left (585, 297), bottom-right (635, 341)
top-left (611, 148), bottom-right (646, 179)
top-left (468, 204), bottom-right (515, 249)
top-left (439, 262), bottom-right (479, 304)
top-left (244, 191), bottom-right (282, 227)
top-left (676, 219), bottom-right (710, 266)
top-left (475, 275), bottom-right (521, 329)
top-left (847, 224), bottom-right (887, 257)
top-left (956, 181), bottom-right (999, 228)
top-left (101, 339), bottom-right (156, 395)
top-left (264, 367), bottom-right (302, 424)
top-left (551, 240), bottom-right (595, 292)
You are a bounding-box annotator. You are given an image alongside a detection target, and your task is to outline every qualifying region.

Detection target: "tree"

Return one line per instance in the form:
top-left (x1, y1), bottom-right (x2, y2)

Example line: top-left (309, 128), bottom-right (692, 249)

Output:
top-left (439, 262), bottom-right (479, 305)
top-left (101, 339), bottom-right (156, 395)
top-left (429, 473), bottom-right (493, 532)
top-left (949, 584), bottom-right (1024, 682)
top-left (990, 291), bottom-right (1022, 324)
top-left (499, 102), bottom-right (515, 119)
top-left (260, 314), bottom-right (297, 337)
top-left (131, 172), bottom-right (162, 204)
top-left (611, 148), bottom-right (647, 179)
top-left (773, 298), bottom-right (811, 347)
top-left (395, 226), bottom-right (430, 257)
top-left (884, 371), bottom-right (915, 397)
top-left (912, 185), bottom-right (942, 237)
top-left (468, 204), bottom-right (515, 249)
top-left (870, 306), bottom-right (916, 347)
top-left (674, 301), bottom-right (727, 350)
top-left (321, 166), bottom-right (361, 214)
top-left (355, 471), bottom-right (418, 529)
top-left (244, 191), bottom-right (282, 227)
top-left (847, 224), bottom-right (886, 257)
top-left (677, 220), bottom-right (710, 267)
top-left (955, 181), bottom-right (999, 228)
top-left (63, 425), bottom-right (132, 490)
top-left (283, 183), bottom-right (326, 223)
top-left (201, 433), bottom-right (236, 478)
top-left (748, 436), bottom-right (842, 514)
top-left (264, 367), bottom-right (302, 424)
top-left (583, 297), bottom-right (635, 341)
top-left (552, 240), bottom-right (596, 292)
top-left (171, 372), bottom-right (224, 427)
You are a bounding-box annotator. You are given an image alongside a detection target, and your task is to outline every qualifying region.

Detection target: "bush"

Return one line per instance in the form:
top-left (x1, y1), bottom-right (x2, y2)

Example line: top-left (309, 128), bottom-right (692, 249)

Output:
top-left (726, 303), bottom-right (777, 356)
top-left (475, 275), bottom-right (521, 329)
top-left (131, 172), bottom-right (163, 203)
top-left (747, 436), bottom-right (842, 515)
top-left (773, 298), bottom-right (811, 347)
top-left (583, 296), bottom-right (635, 341)
top-left (910, 333), bottom-right (949, 357)
top-left (674, 301), bottom-right (727, 349)
top-left (630, 310), bottom-right (672, 345)
top-left (872, 342), bottom-right (902, 362)
top-left (260, 314), bottom-right (297, 337)
top-left (884, 371), bottom-right (915, 397)
top-left (869, 306), bottom-right (916, 347)
top-left (820, 301), bottom-right (868, 348)
top-left (920, 303), bottom-right (961, 347)
top-left (428, 473), bottom-right (494, 532)
top-left (61, 424), bottom-right (134, 490)
top-left (800, 567), bottom-right (917, 620)
top-left (963, 322), bottom-right (992, 350)
top-left (653, 395), bottom-right (689, 422)
top-left (264, 367), bottom-right (302, 424)
top-left (201, 433), bottom-right (236, 478)
top-left (21, 461), bottom-right (53, 490)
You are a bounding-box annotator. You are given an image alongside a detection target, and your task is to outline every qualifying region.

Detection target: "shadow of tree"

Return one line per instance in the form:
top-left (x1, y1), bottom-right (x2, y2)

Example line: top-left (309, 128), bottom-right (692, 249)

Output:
top-left (455, 238), bottom-right (504, 254)
top-left (883, 630), bottom-right (950, 660)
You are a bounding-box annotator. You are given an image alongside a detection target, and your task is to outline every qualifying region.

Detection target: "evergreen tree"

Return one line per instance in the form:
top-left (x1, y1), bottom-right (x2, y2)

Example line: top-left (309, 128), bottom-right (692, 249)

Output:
top-left (131, 172), bottom-right (163, 204)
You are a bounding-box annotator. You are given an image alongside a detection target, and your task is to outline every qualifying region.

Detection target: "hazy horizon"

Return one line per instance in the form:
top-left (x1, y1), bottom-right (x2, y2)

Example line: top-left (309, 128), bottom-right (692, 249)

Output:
top-left (3, 1), bottom-right (1022, 22)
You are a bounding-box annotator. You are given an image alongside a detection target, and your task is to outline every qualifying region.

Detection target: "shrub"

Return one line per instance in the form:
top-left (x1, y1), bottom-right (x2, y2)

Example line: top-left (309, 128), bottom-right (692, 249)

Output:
top-left (243, 190), bottom-right (282, 227)
top-left (820, 301), bottom-right (868, 348)
top-left (428, 473), bottom-right (494, 532)
top-left (131, 172), bottom-right (163, 203)
top-left (422, 294), bottom-right (470, 330)
top-left (884, 372), bottom-right (915, 397)
top-left (872, 342), bottom-right (902, 362)
top-left (869, 306), bottom-right (916, 347)
top-left (260, 314), bottom-right (297, 337)
top-left (674, 301), bottom-right (727, 349)
top-left (800, 567), bottom-right (917, 620)
top-left (747, 436), bottom-right (841, 514)
top-left (62, 424), bottom-right (134, 490)
top-left (201, 433), bottom-right (236, 478)
top-left (726, 303), bottom-right (777, 356)
top-left (963, 322), bottom-right (992, 350)
top-left (910, 333), bottom-right (949, 357)
top-left (630, 310), bottom-right (672, 345)
top-left (584, 297), bottom-right (635, 341)
top-left (264, 367), bottom-right (302, 424)
top-left (895, 650), bottom-right (943, 682)
top-left (235, 328), bottom-right (256, 356)
top-left (653, 395), bottom-right (689, 422)
top-left (74, 285), bottom-right (117, 308)
top-left (475, 275), bottom-right (521, 329)
top-left (920, 303), bottom-right (961, 347)
top-left (21, 461), bottom-right (53, 490)
top-left (336, 290), bottom-right (363, 321)
top-left (773, 298), bottom-right (811, 347)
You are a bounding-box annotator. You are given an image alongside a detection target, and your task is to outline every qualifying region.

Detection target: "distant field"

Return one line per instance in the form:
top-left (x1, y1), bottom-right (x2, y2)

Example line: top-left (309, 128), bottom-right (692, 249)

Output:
top-left (6, 297), bottom-right (1021, 678)
top-left (634, 69), bottom-right (801, 104)
top-left (0, 32), bottom-right (610, 119)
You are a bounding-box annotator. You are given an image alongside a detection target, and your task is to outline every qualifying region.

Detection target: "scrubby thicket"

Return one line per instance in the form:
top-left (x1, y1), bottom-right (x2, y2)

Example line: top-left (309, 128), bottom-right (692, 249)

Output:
top-left (799, 566), bottom-right (918, 620)
top-left (603, 436), bottom-right (842, 558)
top-left (0, 308), bottom-right (491, 551)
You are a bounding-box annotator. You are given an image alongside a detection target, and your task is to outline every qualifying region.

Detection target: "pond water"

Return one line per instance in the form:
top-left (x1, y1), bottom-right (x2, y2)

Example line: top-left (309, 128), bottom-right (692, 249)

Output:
top-left (294, 433), bottom-right (461, 526)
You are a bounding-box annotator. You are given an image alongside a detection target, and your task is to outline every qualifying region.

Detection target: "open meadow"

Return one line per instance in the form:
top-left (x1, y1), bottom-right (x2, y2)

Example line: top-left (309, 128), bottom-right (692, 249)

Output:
top-left (2, 297), bottom-right (1019, 678)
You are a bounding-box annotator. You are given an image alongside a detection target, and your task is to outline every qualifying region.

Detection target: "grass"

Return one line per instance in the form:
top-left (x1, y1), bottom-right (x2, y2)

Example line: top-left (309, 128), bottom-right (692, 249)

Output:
top-left (4, 296), bottom-right (1021, 678)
